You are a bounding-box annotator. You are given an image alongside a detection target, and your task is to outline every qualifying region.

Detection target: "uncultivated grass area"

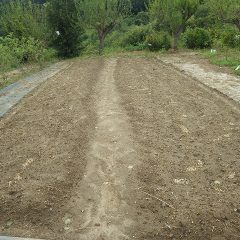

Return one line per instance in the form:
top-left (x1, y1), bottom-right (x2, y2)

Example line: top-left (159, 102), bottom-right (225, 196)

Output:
top-left (201, 48), bottom-right (240, 76)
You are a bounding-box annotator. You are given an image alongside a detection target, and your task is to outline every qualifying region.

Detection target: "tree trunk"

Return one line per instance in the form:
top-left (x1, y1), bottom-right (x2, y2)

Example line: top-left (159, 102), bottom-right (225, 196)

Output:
top-left (237, 20), bottom-right (240, 31)
top-left (97, 22), bottom-right (116, 55)
top-left (172, 33), bottom-right (181, 50)
top-left (172, 27), bottom-right (183, 50)
top-left (98, 33), bottom-right (106, 55)
top-left (172, 34), bottom-right (178, 50)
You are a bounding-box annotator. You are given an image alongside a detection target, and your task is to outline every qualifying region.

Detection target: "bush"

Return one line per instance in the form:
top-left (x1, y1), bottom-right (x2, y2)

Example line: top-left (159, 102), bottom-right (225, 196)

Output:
top-left (131, 12), bottom-right (150, 26)
top-left (146, 32), bottom-right (171, 51)
top-left (0, 0), bottom-right (49, 42)
top-left (121, 25), bottom-right (150, 48)
top-left (0, 34), bottom-right (56, 64)
top-left (0, 44), bottom-right (17, 72)
top-left (0, 34), bottom-right (56, 72)
top-left (221, 27), bottom-right (240, 48)
top-left (183, 28), bottom-right (212, 49)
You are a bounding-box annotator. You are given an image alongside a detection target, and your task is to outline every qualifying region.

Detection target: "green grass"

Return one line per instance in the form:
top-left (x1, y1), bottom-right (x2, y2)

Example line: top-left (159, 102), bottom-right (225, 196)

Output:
top-left (200, 48), bottom-right (240, 76)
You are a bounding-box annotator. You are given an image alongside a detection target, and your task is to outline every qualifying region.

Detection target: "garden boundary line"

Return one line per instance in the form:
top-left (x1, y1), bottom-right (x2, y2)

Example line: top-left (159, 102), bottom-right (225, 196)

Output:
top-left (0, 62), bottom-right (71, 118)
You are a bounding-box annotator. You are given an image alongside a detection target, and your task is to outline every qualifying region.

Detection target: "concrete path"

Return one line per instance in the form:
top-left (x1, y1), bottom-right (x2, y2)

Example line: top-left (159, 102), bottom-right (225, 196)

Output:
top-left (0, 237), bottom-right (43, 240)
top-left (0, 62), bottom-right (70, 118)
top-left (161, 56), bottom-right (240, 103)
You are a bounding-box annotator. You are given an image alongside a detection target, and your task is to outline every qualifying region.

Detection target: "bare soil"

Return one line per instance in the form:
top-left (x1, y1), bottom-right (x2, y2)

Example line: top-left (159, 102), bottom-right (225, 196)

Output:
top-left (0, 55), bottom-right (240, 240)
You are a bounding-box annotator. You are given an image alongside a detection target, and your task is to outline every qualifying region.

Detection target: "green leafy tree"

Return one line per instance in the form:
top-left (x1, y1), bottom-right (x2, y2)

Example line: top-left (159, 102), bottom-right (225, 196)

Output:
top-left (206, 0), bottom-right (240, 30)
top-left (76, 0), bottom-right (131, 54)
top-left (229, 1), bottom-right (240, 30)
top-left (150, 0), bottom-right (199, 49)
top-left (47, 0), bottom-right (84, 57)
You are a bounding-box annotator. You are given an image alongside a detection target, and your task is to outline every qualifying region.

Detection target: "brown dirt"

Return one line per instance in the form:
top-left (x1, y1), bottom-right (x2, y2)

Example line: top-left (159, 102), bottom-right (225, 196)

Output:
top-left (0, 55), bottom-right (240, 240)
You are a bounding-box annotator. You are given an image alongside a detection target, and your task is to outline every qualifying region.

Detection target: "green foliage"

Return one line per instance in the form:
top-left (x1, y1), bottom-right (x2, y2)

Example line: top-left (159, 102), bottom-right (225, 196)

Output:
top-left (0, 34), bottom-right (56, 72)
top-left (202, 48), bottom-right (240, 75)
top-left (129, 12), bottom-right (150, 26)
top-left (0, 0), bottom-right (49, 41)
top-left (150, 0), bottom-right (200, 49)
top-left (187, 4), bottom-right (214, 28)
top-left (146, 31), bottom-right (171, 51)
top-left (183, 27), bottom-right (212, 49)
top-left (131, 0), bottom-right (148, 14)
top-left (121, 25), bottom-right (150, 47)
top-left (1, 0), bottom-right (240, 70)
top-left (221, 27), bottom-right (240, 48)
top-left (206, 0), bottom-right (240, 30)
top-left (47, 0), bottom-right (84, 57)
top-left (76, 0), bottom-right (131, 54)
top-left (0, 44), bottom-right (18, 72)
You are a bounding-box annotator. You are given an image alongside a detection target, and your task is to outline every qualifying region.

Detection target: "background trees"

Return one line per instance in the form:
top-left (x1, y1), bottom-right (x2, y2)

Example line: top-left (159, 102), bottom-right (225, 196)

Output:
top-left (76, 0), bottom-right (131, 54)
top-left (206, 0), bottom-right (240, 30)
top-left (150, 0), bottom-right (199, 49)
top-left (47, 0), bottom-right (84, 57)
top-left (0, 0), bottom-right (239, 64)
top-left (0, 0), bottom-right (55, 72)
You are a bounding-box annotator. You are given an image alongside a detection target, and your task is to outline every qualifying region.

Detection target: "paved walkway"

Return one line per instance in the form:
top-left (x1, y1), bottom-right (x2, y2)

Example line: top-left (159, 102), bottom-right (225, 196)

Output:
top-left (161, 56), bottom-right (240, 103)
top-left (0, 62), bottom-right (70, 118)
top-left (0, 237), bottom-right (43, 240)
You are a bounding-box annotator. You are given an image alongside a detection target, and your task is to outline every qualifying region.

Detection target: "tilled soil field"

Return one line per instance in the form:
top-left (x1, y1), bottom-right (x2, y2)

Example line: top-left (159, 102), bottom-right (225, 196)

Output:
top-left (0, 56), bottom-right (240, 240)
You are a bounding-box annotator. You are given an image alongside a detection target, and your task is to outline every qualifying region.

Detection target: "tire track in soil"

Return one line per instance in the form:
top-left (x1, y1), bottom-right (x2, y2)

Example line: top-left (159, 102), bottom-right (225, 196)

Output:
top-left (62, 59), bottom-right (139, 240)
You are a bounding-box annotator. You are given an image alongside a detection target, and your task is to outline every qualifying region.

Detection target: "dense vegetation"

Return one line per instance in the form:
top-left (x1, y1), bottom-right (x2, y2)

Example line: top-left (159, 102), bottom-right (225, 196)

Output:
top-left (0, 0), bottom-right (239, 74)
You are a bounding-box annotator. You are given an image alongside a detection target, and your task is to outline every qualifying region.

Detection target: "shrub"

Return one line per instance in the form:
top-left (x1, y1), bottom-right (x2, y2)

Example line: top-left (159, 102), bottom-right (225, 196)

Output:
top-left (123, 12), bottom-right (149, 27)
top-left (0, 44), bottom-right (17, 72)
top-left (221, 27), bottom-right (240, 48)
top-left (121, 25), bottom-right (150, 48)
top-left (0, 0), bottom-right (49, 42)
top-left (0, 34), bottom-right (56, 64)
top-left (146, 32), bottom-right (171, 51)
top-left (183, 28), bottom-right (212, 49)
top-left (0, 34), bottom-right (56, 72)
top-left (132, 12), bottom-right (150, 26)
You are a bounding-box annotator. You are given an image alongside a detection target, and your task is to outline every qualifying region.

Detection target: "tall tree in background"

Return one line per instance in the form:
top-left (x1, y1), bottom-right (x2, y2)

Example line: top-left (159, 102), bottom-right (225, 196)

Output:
top-left (76, 0), bottom-right (131, 54)
top-left (150, 0), bottom-right (199, 49)
top-left (206, 0), bottom-right (240, 30)
top-left (229, 0), bottom-right (240, 30)
top-left (47, 0), bottom-right (84, 57)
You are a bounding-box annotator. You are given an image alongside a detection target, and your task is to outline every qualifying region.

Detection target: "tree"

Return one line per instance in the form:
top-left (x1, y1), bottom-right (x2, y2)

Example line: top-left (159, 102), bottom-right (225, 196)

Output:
top-left (206, 0), bottom-right (240, 30)
top-left (47, 0), bottom-right (84, 57)
top-left (229, 1), bottom-right (240, 30)
top-left (76, 0), bottom-right (131, 54)
top-left (150, 0), bottom-right (199, 49)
